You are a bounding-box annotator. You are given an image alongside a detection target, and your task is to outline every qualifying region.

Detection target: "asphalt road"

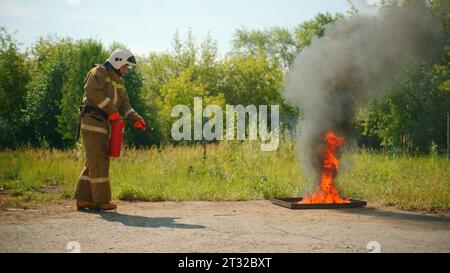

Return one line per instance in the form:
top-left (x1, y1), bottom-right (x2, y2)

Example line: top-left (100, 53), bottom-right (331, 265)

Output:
top-left (0, 200), bottom-right (449, 253)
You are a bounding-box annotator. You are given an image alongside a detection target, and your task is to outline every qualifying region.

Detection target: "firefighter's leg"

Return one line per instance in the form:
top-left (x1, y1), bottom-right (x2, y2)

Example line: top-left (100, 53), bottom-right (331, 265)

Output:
top-left (83, 130), bottom-right (112, 205)
top-left (74, 163), bottom-right (92, 202)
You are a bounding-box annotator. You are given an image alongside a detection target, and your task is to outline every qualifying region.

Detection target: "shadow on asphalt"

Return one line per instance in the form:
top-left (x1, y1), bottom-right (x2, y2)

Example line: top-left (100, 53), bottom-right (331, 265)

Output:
top-left (79, 210), bottom-right (206, 229)
top-left (339, 207), bottom-right (450, 224)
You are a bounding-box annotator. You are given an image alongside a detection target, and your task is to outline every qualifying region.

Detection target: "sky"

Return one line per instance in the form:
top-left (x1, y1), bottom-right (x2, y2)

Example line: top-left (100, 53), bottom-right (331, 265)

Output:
top-left (0, 0), bottom-right (381, 56)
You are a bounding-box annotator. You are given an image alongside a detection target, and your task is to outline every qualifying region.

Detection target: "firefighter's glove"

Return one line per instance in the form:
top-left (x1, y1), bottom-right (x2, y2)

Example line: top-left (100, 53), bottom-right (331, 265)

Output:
top-left (134, 119), bottom-right (147, 131)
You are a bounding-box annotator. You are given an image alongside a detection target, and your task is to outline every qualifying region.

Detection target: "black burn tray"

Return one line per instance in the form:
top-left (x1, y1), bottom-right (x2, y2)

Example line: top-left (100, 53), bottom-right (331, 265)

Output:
top-left (271, 198), bottom-right (367, 210)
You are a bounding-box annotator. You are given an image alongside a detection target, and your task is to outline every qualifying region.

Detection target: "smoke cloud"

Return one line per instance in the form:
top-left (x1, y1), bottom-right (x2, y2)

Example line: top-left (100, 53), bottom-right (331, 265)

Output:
top-left (283, 4), bottom-right (443, 185)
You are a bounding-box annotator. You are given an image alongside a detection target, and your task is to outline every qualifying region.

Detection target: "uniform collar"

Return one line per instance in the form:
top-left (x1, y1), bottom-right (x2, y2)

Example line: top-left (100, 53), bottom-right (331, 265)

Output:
top-left (105, 66), bottom-right (124, 84)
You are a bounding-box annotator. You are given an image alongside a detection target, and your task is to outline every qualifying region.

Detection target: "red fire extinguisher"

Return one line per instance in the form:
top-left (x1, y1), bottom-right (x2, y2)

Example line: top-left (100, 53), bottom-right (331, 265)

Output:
top-left (109, 120), bottom-right (125, 158)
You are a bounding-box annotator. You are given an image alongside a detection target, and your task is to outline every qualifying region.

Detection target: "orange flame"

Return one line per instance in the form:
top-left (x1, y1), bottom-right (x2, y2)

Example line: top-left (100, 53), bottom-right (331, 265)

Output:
top-left (300, 131), bottom-right (350, 204)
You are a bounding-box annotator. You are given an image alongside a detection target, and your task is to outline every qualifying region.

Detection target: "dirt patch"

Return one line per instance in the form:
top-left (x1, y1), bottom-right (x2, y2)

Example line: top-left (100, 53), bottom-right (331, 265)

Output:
top-left (0, 200), bottom-right (449, 253)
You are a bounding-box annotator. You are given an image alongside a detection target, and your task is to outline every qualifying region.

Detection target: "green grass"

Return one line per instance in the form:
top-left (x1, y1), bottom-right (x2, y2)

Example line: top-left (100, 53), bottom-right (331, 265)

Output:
top-left (0, 142), bottom-right (448, 211)
top-left (338, 152), bottom-right (450, 211)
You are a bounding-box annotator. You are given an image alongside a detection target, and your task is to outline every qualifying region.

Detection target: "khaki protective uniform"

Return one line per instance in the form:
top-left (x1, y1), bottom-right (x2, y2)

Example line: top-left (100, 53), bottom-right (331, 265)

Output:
top-left (75, 65), bottom-right (143, 204)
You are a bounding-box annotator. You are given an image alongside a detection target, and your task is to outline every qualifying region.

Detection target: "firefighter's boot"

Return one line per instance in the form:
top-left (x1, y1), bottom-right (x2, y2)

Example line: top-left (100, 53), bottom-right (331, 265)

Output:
top-left (76, 200), bottom-right (97, 210)
top-left (97, 202), bottom-right (117, 211)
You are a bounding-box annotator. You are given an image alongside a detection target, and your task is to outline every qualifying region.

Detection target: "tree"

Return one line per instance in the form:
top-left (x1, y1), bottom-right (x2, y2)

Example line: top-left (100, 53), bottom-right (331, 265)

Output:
top-left (24, 38), bottom-right (107, 148)
top-left (232, 13), bottom-right (343, 69)
top-left (24, 37), bottom-right (73, 148)
top-left (358, 0), bottom-right (450, 154)
top-left (0, 27), bottom-right (30, 149)
top-left (232, 27), bottom-right (296, 69)
top-left (122, 59), bottom-right (155, 148)
top-left (57, 39), bottom-right (107, 147)
top-left (221, 53), bottom-right (283, 107)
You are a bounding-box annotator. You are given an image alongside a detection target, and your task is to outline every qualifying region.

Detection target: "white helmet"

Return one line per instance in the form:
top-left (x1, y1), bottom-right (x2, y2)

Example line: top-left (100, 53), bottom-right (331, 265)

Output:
top-left (106, 49), bottom-right (137, 70)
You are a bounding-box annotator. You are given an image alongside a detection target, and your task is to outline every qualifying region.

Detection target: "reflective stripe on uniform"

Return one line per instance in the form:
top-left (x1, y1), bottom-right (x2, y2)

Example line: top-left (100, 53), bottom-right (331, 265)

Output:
top-left (124, 108), bottom-right (136, 119)
top-left (81, 123), bottom-right (108, 135)
top-left (111, 81), bottom-right (125, 89)
top-left (106, 77), bottom-right (125, 89)
top-left (91, 177), bottom-right (109, 184)
top-left (80, 175), bottom-right (90, 181)
top-left (113, 88), bottom-right (118, 106)
top-left (97, 97), bottom-right (111, 109)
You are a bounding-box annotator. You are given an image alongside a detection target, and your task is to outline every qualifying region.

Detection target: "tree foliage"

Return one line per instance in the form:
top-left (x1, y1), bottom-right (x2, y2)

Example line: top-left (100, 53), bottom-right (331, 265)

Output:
top-left (0, 3), bottom-right (448, 154)
top-left (358, 0), bottom-right (450, 153)
top-left (0, 27), bottom-right (30, 149)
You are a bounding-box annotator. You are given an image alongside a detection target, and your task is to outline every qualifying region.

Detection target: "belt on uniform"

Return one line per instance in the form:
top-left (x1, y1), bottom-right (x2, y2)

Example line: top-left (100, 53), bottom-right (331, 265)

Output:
top-left (80, 105), bottom-right (109, 120)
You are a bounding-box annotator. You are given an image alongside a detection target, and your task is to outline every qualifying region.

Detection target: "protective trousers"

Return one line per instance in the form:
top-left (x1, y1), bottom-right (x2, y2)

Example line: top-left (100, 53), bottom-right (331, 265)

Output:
top-left (75, 129), bottom-right (111, 204)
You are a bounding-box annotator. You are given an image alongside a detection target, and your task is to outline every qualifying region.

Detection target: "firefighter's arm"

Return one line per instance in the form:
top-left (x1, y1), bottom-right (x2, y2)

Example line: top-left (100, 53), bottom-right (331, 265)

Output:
top-left (84, 67), bottom-right (118, 116)
top-left (119, 89), bottom-right (144, 124)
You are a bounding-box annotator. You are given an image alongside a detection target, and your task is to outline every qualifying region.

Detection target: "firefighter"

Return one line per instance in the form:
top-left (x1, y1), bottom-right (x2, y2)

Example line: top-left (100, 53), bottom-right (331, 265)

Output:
top-left (75, 49), bottom-right (146, 211)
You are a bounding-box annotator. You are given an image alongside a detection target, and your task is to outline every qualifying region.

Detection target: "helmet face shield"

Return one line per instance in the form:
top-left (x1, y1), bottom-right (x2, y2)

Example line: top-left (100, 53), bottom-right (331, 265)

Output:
top-left (127, 56), bottom-right (137, 65)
